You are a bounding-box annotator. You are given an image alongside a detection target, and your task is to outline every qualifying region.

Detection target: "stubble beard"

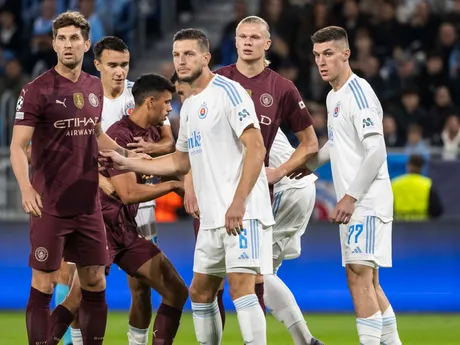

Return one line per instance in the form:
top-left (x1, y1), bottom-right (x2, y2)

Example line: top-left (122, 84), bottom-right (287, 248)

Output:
top-left (179, 66), bottom-right (203, 84)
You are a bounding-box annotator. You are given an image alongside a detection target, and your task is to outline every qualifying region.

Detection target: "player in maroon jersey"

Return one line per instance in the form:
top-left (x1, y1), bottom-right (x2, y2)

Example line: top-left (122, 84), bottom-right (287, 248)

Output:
top-left (182, 16), bottom-right (323, 345)
top-left (10, 11), bottom-right (140, 345)
top-left (50, 73), bottom-right (189, 345)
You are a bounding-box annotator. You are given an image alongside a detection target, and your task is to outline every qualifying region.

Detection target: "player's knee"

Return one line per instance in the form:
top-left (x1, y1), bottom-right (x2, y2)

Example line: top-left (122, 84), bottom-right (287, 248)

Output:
top-left (32, 269), bottom-right (59, 294)
top-left (228, 273), bottom-right (254, 300)
top-left (189, 281), bottom-right (213, 303)
top-left (63, 285), bottom-right (82, 314)
top-left (77, 265), bottom-right (106, 291)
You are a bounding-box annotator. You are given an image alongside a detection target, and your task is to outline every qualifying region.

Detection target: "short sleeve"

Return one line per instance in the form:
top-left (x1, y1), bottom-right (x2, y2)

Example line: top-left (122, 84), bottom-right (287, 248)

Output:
top-left (226, 83), bottom-right (260, 138)
top-left (176, 104), bottom-right (189, 153)
top-left (281, 81), bottom-right (313, 133)
top-left (106, 126), bottom-right (132, 177)
top-left (14, 85), bottom-right (42, 127)
top-left (349, 86), bottom-right (383, 141)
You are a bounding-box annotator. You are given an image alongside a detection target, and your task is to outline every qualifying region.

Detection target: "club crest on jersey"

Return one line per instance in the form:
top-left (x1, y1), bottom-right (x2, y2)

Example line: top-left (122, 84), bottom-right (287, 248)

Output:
top-left (89, 93), bottom-right (99, 107)
top-left (124, 100), bottom-right (135, 115)
top-left (73, 93), bottom-right (84, 109)
top-left (260, 93), bottom-right (273, 107)
top-left (333, 102), bottom-right (340, 117)
top-left (246, 89), bottom-right (252, 96)
top-left (198, 103), bottom-right (208, 119)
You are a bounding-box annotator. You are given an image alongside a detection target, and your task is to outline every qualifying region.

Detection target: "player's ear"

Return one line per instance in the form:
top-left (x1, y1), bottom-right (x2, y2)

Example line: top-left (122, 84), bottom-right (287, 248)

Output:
top-left (265, 38), bottom-right (272, 51)
top-left (84, 39), bottom-right (91, 53)
top-left (343, 48), bottom-right (350, 62)
top-left (203, 51), bottom-right (211, 66)
top-left (94, 59), bottom-right (101, 71)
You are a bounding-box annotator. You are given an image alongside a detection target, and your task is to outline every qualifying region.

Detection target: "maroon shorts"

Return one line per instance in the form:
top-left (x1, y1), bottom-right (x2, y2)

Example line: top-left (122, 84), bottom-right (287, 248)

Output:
top-left (29, 211), bottom-right (108, 272)
top-left (193, 218), bottom-right (200, 240)
top-left (106, 221), bottom-right (161, 276)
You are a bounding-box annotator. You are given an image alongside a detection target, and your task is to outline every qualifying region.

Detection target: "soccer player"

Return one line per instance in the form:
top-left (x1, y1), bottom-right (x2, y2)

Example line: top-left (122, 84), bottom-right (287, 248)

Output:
top-left (175, 74), bottom-right (323, 345)
top-left (9, 11), bottom-right (137, 345)
top-left (101, 28), bottom-right (275, 345)
top-left (306, 26), bottom-right (403, 345)
top-left (52, 73), bottom-right (189, 345)
top-left (94, 36), bottom-right (176, 345)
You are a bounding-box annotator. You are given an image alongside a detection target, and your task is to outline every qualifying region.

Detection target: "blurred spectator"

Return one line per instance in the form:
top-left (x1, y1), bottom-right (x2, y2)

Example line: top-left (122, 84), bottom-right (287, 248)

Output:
top-left (395, 87), bottom-right (427, 136)
top-left (371, 0), bottom-right (402, 59)
top-left (426, 85), bottom-right (456, 141)
top-left (0, 57), bottom-right (28, 98)
top-left (360, 55), bottom-right (386, 100)
top-left (437, 22), bottom-right (460, 79)
top-left (217, 0), bottom-right (248, 66)
top-left (32, 0), bottom-right (57, 40)
top-left (0, 7), bottom-right (23, 58)
top-left (405, 1), bottom-right (440, 53)
top-left (419, 51), bottom-right (448, 108)
top-left (441, 114), bottom-right (460, 160)
top-left (392, 154), bottom-right (444, 220)
top-left (405, 123), bottom-right (430, 159)
top-left (383, 114), bottom-right (405, 147)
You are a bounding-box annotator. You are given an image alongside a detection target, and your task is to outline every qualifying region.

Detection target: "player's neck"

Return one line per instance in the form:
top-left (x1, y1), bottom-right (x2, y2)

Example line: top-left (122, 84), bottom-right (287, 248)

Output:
top-left (129, 110), bottom-right (149, 129)
top-left (330, 67), bottom-right (353, 91)
top-left (104, 84), bottom-right (124, 99)
top-left (235, 59), bottom-right (265, 78)
top-left (190, 69), bottom-right (214, 95)
top-left (54, 63), bottom-right (82, 83)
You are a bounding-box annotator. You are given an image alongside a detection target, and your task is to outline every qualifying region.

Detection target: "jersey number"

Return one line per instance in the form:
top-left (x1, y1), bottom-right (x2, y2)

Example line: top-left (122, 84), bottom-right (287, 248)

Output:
top-left (362, 118), bottom-right (374, 128)
top-left (239, 228), bottom-right (248, 249)
top-left (238, 109), bottom-right (250, 122)
top-left (347, 224), bottom-right (364, 245)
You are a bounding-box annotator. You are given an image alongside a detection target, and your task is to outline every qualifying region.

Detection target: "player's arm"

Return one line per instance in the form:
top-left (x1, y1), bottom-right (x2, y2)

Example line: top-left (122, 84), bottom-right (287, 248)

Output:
top-left (10, 126), bottom-right (42, 216)
top-left (305, 141), bottom-right (330, 171)
top-left (95, 123), bottom-right (136, 158)
top-left (110, 171), bottom-right (182, 205)
top-left (26, 143), bottom-right (32, 163)
top-left (183, 170), bottom-right (200, 218)
top-left (127, 121), bottom-right (175, 156)
top-left (269, 82), bottom-right (318, 184)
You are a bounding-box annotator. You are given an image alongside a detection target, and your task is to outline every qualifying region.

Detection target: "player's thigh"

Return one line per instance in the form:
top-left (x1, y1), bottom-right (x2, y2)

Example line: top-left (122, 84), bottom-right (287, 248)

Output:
top-left (190, 272), bottom-right (223, 303)
top-left (136, 251), bottom-right (188, 305)
top-left (29, 213), bottom-right (73, 272)
top-left (64, 210), bottom-right (108, 268)
top-left (116, 226), bottom-right (162, 277)
top-left (340, 215), bottom-right (392, 268)
top-left (224, 220), bottom-right (273, 276)
top-left (193, 227), bottom-right (226, 277)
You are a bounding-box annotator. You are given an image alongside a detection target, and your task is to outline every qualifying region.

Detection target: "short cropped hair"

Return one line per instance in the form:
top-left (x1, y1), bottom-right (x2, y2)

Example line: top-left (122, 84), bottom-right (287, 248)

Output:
top-left (93, 36), bottom-right (129, 60)
top-left (52, 11), bottom-right (90, 41)
top-left (311, 26), bottom-right (348, 46)
top-left (132, 74), bottom-right (176, 106)
top-left (173, 28), bottom-right (209, 52)
top-left (408, 154), bottom-right (425, 169)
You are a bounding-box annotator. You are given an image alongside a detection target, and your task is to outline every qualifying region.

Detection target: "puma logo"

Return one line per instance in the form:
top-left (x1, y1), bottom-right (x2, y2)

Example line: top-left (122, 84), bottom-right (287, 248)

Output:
top-left (56, 98), bottom-right (67, 108)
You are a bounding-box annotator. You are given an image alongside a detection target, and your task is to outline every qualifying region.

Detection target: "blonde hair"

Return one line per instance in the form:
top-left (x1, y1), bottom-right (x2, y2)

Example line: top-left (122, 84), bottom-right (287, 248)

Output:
top-left (237, 16), bottom-right (271, 66)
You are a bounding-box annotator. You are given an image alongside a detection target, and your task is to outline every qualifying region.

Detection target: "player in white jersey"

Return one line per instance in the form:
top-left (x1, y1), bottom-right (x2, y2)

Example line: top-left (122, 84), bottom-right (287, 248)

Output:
top-left (306, 26), bottom-right (402, 345)
top-left (101, 28), bottom-right (275, 345)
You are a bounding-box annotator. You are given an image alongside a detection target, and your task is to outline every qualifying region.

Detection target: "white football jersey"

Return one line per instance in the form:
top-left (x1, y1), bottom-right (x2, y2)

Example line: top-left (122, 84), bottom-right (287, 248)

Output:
top-left (269, 128), bottom-right (317, 193)
top-left (176, 75), bottom-right (275, 230)
top-left (326, 74), bottom-right (393, 222)
top-left (101, 80), bottom-right (170, 132)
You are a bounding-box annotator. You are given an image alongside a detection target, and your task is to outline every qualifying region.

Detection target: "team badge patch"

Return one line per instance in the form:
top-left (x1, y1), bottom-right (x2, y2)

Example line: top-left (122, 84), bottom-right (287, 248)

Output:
top-left (246, 89), bottom-right (252, 96)
top-left (89, 93), bottom-right (99, 107)
top-left (73, 93), bottom-right (84, 109)
top-left (124, 100), bottom-right (135, 115)
top-left (198, 103), bottom-right (208, 119)
top-left (333, 102), bottom-right (340, 117)
top-left (298, 100), bottom-right (306, 109)
top-left (16, 96), bottom-right (24, 111)
top-left (260, 93), bottom-right (273, 107)
top-left (35, 247), bottom-right (48, 262)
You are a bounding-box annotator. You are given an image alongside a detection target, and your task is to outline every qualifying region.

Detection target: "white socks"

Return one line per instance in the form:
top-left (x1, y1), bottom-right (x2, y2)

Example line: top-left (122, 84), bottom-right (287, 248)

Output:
top-left (127, 325), bottom-right (149, 345)
top-left (381, 305), bottom-right (402, 345)
top-left (234, 294), bottom-right (266, 345)
top-left (264, 274), bottom-right (313, 344)
top-left (356, 311), bottom-right (382, 345)
top-left (70, 328), bottom-right (83, 345)
top-left (192, 299), bottom-right (222, 345)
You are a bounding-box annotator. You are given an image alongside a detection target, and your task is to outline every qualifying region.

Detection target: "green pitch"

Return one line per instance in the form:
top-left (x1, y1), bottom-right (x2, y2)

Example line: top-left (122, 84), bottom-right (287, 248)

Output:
top-left (1, 312), bottom-right (459, 344)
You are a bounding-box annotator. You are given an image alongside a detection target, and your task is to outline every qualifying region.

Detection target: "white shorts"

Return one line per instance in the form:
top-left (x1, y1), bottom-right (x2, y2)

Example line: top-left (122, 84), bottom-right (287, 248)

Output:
top-left (193, 219), bottom-right (273, 277)
top-left (135, 204), bottom-right (158, 245)
top-left (272, 185), bottom-right (315, 271)
top-left (339, 215), bottom-right (392, 268)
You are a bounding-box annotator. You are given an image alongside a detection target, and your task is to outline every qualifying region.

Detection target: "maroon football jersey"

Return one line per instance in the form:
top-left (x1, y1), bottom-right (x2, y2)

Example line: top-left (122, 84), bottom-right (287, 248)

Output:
top-left (14, 68), bottom-right (104, 217)
top-left (215, 64), bottom-right (314, 166)
top-left (101, 116), bottom-right (161, 228)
